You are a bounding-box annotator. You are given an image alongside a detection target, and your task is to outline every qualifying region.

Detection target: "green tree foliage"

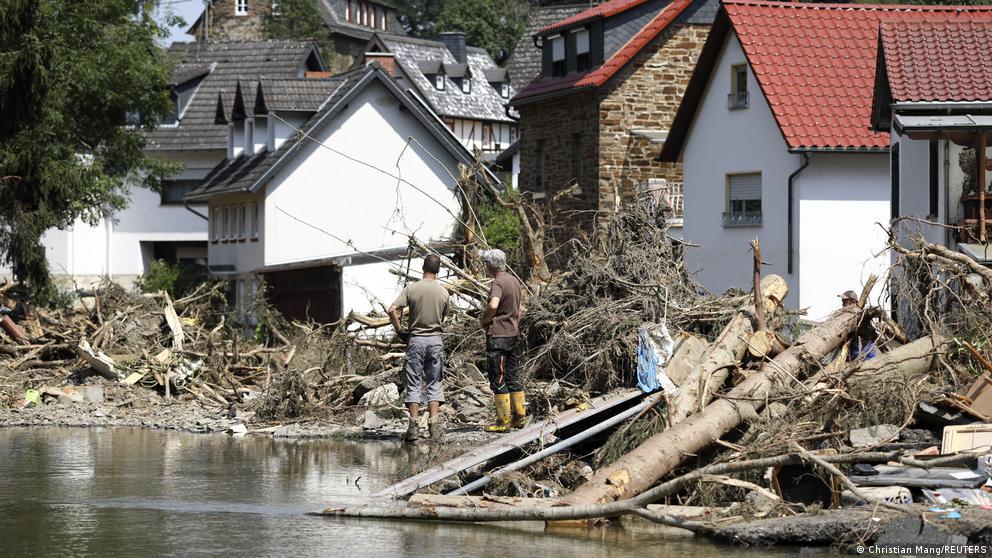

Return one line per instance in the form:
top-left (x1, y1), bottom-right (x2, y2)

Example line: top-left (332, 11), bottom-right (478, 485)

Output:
top-left (263, 0), bottom-right (340, 68)
top-left (477, 195), bottom-right (522, 267)
top-left (399, 0), bottom-right (529, 64)
top-left (134, 259), bottom-right (206, 298)
top-left (0, 0), bottom-right (177, 298)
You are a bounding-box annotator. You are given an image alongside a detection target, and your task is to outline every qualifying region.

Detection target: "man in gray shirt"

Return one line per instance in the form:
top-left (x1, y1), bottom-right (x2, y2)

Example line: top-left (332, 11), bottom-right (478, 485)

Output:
top-left (388, 254), bottom-right (451, 442)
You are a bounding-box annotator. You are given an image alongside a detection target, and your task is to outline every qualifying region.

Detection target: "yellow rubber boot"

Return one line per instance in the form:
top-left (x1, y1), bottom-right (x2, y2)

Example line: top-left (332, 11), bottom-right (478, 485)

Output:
top-left (484, 393), bottom-right (511, 433)
top-left (510, 391), bottom-right (528, 429)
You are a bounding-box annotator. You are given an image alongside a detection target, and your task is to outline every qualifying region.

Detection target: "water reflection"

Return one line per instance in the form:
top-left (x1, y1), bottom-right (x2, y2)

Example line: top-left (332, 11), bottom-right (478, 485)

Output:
top-left (0, 427), bottom-right (834, 557)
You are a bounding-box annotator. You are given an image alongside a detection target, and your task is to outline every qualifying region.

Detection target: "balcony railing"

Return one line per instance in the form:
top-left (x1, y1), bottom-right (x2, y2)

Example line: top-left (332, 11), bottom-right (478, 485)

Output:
top-left (723, 210), bottom-right (762, 227)
top-left (637, 179), bottom-right (684, 226)
top-left (727, 91), bottom-right (749, 110)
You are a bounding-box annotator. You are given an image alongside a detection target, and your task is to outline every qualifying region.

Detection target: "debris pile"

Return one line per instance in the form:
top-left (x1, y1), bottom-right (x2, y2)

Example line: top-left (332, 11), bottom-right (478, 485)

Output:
top-left (320, 208), bottom-right (992, 552)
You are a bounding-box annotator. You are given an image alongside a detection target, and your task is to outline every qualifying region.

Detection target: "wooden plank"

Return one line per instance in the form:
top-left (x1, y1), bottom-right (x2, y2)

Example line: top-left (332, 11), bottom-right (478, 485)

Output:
top-left (373, 389), bottom-right (644, 499)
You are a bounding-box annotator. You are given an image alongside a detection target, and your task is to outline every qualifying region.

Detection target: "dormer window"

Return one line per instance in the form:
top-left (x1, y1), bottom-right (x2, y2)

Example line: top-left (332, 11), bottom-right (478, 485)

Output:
top-left (245, 119), bottom-right (255, 156)
top-left (551, 35), bottom-right (566, 77)
top-left (575, 29), bottom-right (591, 72)
top-left (499, 83), bottom-right (509, 98)
top-left (434, 74), bottom-right (445, 90)
top-left (460, 77), bottom-right (471, 94)
top-left (236, 0), bottom-right (248, 16)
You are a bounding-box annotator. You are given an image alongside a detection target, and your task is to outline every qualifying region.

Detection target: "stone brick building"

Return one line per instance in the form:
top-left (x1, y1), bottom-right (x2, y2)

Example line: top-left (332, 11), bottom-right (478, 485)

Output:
top-left (188, 0), bottom-right (405, 72)
top-left (509, 0), bottom-right (717, 234)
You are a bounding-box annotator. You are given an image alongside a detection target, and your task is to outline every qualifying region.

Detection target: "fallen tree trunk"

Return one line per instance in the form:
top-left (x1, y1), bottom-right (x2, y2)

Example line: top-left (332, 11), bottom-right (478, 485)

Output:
top-left (315, 449), bottom-right (911, 525)
top-left (566, 305), bottom-right (863, 506)
top-left (847, 335), bottom-right (946, 386)
top-left (669, 274), bottom-right (788, 423)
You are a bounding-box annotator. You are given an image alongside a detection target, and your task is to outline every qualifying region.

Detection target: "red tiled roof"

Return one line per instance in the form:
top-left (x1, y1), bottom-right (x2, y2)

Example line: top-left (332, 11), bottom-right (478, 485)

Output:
top-left (540, 0), bottom-right (654, 34)
top-left (725, 0), bottom-right (992, 150)
top-left (880, 16), bottom-right (992, 104)
top-left (513, 0), bottom-right (694, 103)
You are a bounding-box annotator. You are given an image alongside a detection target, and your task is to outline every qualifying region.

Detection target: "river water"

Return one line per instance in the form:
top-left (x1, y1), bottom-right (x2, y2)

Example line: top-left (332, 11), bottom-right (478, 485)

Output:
top-left (0, 427), bottom-right (838, 557)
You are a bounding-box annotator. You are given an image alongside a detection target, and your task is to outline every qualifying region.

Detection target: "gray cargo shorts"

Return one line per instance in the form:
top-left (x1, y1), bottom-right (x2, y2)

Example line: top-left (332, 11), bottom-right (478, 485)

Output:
top-left (403, 335), bottom-right (444, 404)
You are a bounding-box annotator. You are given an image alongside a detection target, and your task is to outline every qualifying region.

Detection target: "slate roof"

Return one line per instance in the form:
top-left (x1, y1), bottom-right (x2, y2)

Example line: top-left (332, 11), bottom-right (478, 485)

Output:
top-left (187, 69), bottom-right (367, 200)
top-left (879, 16), bottom-right (992, 104)
top-left (186, 66), bottom-right (484, 202)
top-left (505, 3), bottom-right (592, 87)
top-left (512, 0), bottom-right (699, 105)
top-left (376, 35), bottom-right (517, 123)
top-left (662, 1), bottom-right (992, 160)
top-left (255, 78), bottom-right (350, 112)
top-left (147, 40), bottom-right (321, 152)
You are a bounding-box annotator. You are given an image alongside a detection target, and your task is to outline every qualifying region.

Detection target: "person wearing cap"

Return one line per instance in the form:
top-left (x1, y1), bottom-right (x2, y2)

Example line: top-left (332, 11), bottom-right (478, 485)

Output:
top-left (478, 248), bottom-right (525, 433)
top-left (839, 289), bottom-right (878, 361)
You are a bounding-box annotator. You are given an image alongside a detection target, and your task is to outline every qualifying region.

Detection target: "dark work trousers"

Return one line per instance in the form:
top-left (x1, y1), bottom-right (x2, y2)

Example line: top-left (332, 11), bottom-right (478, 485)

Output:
top-left (486, 335), bottom-right (521, 394)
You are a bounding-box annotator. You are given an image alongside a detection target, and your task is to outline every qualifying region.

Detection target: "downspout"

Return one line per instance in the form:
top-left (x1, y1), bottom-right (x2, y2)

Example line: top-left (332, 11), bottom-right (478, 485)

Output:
top-left (787, 152), bottom-right (810, 275)
top-left (944, 140), bottom-right (951, 247)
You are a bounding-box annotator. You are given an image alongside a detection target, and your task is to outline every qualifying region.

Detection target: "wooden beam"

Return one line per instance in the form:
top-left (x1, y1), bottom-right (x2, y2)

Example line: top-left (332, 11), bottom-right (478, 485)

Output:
top-left (373, 389), bottom-right (645, 499)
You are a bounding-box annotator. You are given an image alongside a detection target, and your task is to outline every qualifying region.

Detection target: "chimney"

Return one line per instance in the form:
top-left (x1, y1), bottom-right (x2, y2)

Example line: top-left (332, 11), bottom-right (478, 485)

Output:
top-left (364, 52), bottom-right (399, 77)
top-left (439, 32), bottom-right (467, 63)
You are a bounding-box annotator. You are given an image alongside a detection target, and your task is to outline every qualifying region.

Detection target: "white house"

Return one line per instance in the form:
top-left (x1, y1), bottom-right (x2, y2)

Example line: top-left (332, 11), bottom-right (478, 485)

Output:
top-left (0, 40), bottom-right (325, 290)
top-left (185, 64), bottom-right (487, 322)
top-left (871, 11), bottom-right (992, 263)
top-left (660, 0), bottom-right (908, 320)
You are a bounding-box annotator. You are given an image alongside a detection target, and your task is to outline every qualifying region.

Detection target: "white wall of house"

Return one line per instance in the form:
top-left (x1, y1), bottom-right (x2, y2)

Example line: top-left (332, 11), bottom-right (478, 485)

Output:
top-left (442, 117), bottom-right (517, 157)
top-left (0, 150), bottom-right (214, 289)
top-left (260, 80), bottom-right (461, 316)
top-left (207, 192), bottom-right (265, 274)
top-left (797, 153), bottom-right (890, 321)
top-left (681, 32), bottom-right (890, 320)
top-left (683, 33), bottom-right (798, 302)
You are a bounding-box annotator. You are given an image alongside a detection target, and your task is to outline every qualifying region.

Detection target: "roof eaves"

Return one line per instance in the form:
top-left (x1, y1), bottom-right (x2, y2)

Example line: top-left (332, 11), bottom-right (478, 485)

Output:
top-left (659, 8), bottom-right (730, 162)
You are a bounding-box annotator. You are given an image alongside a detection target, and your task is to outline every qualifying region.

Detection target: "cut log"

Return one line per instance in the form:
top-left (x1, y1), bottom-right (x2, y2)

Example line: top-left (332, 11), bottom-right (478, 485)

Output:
top-left (746, 330), bottom-right (787, 360)
top-left (565, 305), bottom-right (863, 507)
top-left (667, 334), bottom-right (709, 386)
top-left (669, 274), bottom-right (788, 423)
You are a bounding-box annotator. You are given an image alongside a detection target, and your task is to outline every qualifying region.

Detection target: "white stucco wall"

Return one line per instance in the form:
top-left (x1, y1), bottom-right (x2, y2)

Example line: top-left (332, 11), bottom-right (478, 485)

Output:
top-left (797, 153), bottom-right (890, 320)
top-left (681, 32), bottom-right (890, 320)
top-left (263, 80), bottom-right (461, 268)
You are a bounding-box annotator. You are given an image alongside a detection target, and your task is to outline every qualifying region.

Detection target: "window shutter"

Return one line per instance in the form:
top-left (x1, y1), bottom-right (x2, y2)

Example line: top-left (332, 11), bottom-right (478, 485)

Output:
top-left (575, 30), bottom-right (590, 54)
top-left (729, 174), bottom-right (761, 200)
top-left (551, 36), bottom-right (565, 61)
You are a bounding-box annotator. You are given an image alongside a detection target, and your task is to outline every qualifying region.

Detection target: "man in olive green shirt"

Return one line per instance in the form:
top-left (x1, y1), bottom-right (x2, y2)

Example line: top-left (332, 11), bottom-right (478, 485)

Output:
top-left (388, 254), bottom-right (451, 442)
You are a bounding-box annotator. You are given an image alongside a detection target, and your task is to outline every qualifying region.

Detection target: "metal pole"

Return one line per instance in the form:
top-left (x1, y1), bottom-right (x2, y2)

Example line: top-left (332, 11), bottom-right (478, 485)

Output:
top-left (448, 392), bottom-right (663, 495)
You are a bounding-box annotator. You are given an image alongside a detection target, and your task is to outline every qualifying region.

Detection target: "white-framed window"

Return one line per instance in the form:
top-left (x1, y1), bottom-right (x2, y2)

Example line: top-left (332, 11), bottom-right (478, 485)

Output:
top-left (380, 6), bottom-right (388, 30)
top-left (222, 206), bottom-right (231, 240)
top-left (550, 35), bottom-right (565, 77)
top-left (210, 207), bottom-right (220, 242)
top-left (345, 0), bottom-right (351, 21)
top-left (728, 64), bottom-right (749, 109)
top-left (460, 77), bottom-right (471, 94)
top-left (238, 204), bottom-right (247, 240)
top-left (236, 0), bottom-right (249, 16)
top-left (434, 74), bottom-right (445, 90)
top-left (575, 28), bottom-right (591, 72)
top-left (271, 0), bottom-right (281, 16)
top-left (499, 83), bottom-right (509, 98)
top-left (251, 202), bottom-right (260, 239)
top-left (724, 173), bottom-right (762, 227)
